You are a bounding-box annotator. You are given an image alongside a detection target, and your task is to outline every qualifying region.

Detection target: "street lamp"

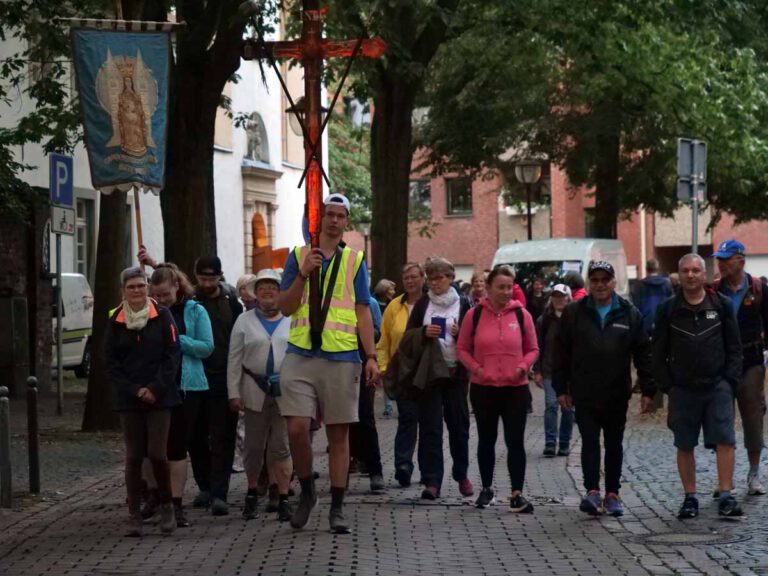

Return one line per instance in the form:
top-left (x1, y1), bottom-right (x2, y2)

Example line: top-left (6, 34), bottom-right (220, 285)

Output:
top-left (285, 96), bottom-right (329, 137)
top-left (357, 220), bottom-right (371, 266)
top-left (514, 159), bottom-right (542, 241)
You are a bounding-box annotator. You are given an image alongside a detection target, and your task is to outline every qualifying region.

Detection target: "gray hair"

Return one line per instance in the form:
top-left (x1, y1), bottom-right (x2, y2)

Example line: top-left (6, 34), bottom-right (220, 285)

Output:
top-left (120, 266), bottom-right (147, 286)
top-left (373, 279), bottom-right (396, 299)
top-left (678, 253), bottom-right (706, 270)
top-left (424, 257), bottom-right (455, 279)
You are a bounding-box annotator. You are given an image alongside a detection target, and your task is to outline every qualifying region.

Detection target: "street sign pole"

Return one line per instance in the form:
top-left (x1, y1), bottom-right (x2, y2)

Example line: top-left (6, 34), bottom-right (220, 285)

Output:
top-left (55, 234), bottom-right (63, 416)
top-left (676, 138), bottom-right (707, 255)
top-left (692, 192), bottom-right (699, 255)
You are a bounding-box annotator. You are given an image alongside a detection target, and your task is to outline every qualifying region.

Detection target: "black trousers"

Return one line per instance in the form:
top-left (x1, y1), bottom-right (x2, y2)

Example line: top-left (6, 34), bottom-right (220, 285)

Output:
top-left (470, 385), bottom-right (529, 491)
top-left (574, 401), bottom-right (628, 495)
top-left (349, 368), bottom-right (383, 476)
top-left (185, 390), bottom-right (239, 501)
top-left (398, 376), bottom-right (469, 487)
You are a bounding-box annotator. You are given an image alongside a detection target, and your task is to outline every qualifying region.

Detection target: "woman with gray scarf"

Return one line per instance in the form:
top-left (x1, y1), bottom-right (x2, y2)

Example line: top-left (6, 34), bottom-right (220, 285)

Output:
top-left (105, 267), bottom-right (181, 537)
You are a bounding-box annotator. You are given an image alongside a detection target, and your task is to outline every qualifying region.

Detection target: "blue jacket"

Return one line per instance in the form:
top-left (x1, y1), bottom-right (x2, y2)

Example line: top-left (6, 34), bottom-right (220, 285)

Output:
top-left (179, 299), bottom-right (214, 391)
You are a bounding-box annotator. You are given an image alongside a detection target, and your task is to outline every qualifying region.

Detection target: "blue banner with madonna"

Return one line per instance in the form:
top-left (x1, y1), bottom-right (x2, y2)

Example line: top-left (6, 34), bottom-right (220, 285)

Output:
top-left (72, 28), bottom-right (170, 193)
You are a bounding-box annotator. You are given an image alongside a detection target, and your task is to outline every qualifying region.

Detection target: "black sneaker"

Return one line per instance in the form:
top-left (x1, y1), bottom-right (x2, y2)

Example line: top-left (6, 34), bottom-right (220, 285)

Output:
top-left (543, 445), bottom-right (556, 457)
top-left (510, 494), bottom-right (534, 513)
top-left (557, 445), bottom-right (571, 457)
top-left (677, 495), bottom-right (699, 519)
top-left (290, 484), bottom-right (318, 530)
top-left (718, 495), bottom-right (744, 518)
top-left (394, 466), bottom-right (412, 488)
top-left (369, 474), bottom-right (386, 494)
top-left (211, 497), bottom-right (229, 516)
top-left (140, 490), bottom-right (160, 520)
top-left (329, 507), bottom-right (351, 534)
top-left (475, 488), bottom-right (495, 509)
top-left (192, 490), bottom-right (211, 508)
top-left (174, 502), bottom-right (190, 527)
top-left (242, 494), bottom-right (258, 520)
top-left (277, 499), bottom-right (293, 522)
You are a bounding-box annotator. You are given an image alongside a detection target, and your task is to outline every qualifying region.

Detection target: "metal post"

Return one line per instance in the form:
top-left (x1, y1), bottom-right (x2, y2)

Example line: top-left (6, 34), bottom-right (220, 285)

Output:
top-left (692, 192), bottom-right (699, 254)
top-left (27, 377), bottom-right (40, 494)
top-left (56, 233), bottom-right (63, 416)
top-left (0, 386), bottom-right (11, 508)
top-left (526, 183), bottom-right (533, 241)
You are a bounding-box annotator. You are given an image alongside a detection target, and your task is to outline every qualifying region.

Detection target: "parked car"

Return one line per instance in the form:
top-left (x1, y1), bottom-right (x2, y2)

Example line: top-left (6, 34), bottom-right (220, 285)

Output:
top-left (52, 273), bottom-right (94, 378)
top-left (492, 238), bottom-right (629, 298)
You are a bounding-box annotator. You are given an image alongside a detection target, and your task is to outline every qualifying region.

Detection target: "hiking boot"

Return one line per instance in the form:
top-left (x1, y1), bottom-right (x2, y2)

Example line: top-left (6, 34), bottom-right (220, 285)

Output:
top-left (174, 502), bottom-right (190, 528)
top-left (458, 478), bottom-right (475, 497)
top-left (543, 445), bottom-right (556, 457)
top-left (718, 495), bottom-right (744, 518)
top-left (395, 466), bottom-right (412, 488)
top-left (211, 497), bottom-right (229, 516)
top-left (370, 474), bottom-right (386, 494)
top-left (509, 494), bottom-right (534, 513)
top-left (579, 490), bottom-right (603, 516)
top-left (329, 507), bottom-right (351, 534)
top-left (265, 484), bottom-right (279, 512)
top-left (557, 445), bottom-right (571, 457)
top-left (475, 488), bottom-right (495, 509)
top-left (159, 502), bottom-right (176, 534)
top-left (140, 490), bottom-right (160, 520)
top-left (603, 492), bottom-right (624, 517)
top-left (290, 481), bottom-right (318, 530)
top-left (677, 495), bottom-right (699, 519)
top-left (242, 493), bottom-right (258, 520)
top-left (126, 509), bottom-right (143, 537)
top-left (420, 485), bottom-right (440, 500)
top-left (192, 490), bottom-right (211, 508)
top-left (277, 499), bottom-right (293, 522)
top-left (747, 470), bottom-right (766, 496)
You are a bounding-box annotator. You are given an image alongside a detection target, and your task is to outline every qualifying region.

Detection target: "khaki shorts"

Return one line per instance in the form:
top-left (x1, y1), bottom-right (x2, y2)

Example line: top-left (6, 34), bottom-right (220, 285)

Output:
top-left (277, 354), bottom-right (360, 425)
top-left (736, 364), bottom-right (766, 453)
top-left (242, 399), bottom-right (290, 479)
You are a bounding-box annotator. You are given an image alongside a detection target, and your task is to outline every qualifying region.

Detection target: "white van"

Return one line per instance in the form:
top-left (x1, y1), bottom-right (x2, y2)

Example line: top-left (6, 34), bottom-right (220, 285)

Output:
top-left (491, 238), bottom-right (629, 298)
top-left (52, 273), bottom-right (94, 378)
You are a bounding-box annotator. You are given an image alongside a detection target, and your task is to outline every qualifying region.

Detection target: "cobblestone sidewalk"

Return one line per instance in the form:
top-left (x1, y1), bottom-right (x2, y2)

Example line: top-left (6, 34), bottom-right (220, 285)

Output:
top-left (0, 386), bottom-right (765, 575)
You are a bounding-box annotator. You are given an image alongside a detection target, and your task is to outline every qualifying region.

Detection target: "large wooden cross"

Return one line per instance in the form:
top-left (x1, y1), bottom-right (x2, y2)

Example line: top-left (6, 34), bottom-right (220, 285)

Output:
top-left (243, 0), bottom-right (386, 341)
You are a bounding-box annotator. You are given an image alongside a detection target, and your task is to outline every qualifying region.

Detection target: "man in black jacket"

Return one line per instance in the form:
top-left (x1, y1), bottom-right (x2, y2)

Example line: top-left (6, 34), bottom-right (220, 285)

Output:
top-left (553, 261), bottom-right (655, 517)
top-left (653, 254), bottom-right (743, 519)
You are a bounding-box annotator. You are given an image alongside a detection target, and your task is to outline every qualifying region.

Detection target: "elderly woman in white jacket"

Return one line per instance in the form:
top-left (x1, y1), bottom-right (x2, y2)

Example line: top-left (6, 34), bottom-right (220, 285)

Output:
top-left (228, 269), bottom-right (293, 521)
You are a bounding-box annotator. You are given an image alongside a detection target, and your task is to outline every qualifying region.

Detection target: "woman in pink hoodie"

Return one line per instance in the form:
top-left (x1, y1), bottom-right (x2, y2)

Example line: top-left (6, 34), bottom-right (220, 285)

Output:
top-left (457, 265), bottom-right (539, 512)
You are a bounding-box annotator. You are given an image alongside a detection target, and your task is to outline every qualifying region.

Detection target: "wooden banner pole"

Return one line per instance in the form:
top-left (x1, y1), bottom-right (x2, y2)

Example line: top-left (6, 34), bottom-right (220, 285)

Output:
top-left (133, 187), bottom-right (145, 272)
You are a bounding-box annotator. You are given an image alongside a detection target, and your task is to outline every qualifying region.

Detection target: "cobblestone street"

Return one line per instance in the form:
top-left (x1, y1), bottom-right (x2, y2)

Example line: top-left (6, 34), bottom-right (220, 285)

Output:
top-left (1, 385), bottom-right (766, 576)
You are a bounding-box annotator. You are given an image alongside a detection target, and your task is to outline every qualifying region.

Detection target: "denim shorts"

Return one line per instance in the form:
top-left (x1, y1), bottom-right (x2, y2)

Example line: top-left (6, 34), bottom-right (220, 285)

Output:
top-left (667, 380), bottom-right (735, 450)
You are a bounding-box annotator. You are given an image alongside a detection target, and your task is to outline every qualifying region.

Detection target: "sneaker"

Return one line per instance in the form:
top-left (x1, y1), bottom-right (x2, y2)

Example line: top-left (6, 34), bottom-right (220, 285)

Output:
top-left (126, 508), bottom-right (143, 537)
top-left (277, 499), bottom-right (293, 522)
top-left (211, 497), bottom-right (229, 516)
top-left (579, 490), bottom-right (603, 516)
top-left (395, 466), bottom-right (412, 488)
top-left (509, 494), bottom-right (534, 513)
top-left (458, 478), bottom-right (475, 497)
top-left (603, 492), bottom-right (624, 517)
top-left (677, 495), bottom-right (699, 519)
top-left (543, 445), bottom-right (556, 457)
top-left (290, 483), bottom-right (318, 530)
top-left (557, 445), bottom-right (571, 457)
top-left (140, 490), bottom-right (160, 520)
top-left (718, 495), bottom-right (744, 518)
top-left (475, 488), bottom-right (495, 509)
top-left (174, 502), bottom-right (190, 528)
top-left (747, 471), bottom-right (766, 496)
top-left (370, 474), bottom-right (386, 494)
top-left (421, 485), bottom-right (440, 500)
top-left (242, 494), bottom-right (258, 520)
top-left (329, 507), bottom-right (351, 534)
top-left (159, 502), bottom-right (176, 533)
top-left (192, 490), bottom-right (210, 508)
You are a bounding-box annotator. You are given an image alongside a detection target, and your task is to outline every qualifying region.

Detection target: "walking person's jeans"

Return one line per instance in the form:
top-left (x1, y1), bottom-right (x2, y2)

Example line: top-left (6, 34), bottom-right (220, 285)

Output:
top-left (350, 368), bottom-right (383, 476)
top-left (574, 401), bottom-right (628, 494)
top-left (543, 378), bottom-right (574, 448)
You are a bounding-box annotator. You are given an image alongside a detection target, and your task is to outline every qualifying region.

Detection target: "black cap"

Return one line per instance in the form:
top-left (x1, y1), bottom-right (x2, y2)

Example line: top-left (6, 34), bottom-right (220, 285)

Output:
top-left (195, 255), bottom-right (223, 276)
top-left (588, 260), bottom-right (615, 278)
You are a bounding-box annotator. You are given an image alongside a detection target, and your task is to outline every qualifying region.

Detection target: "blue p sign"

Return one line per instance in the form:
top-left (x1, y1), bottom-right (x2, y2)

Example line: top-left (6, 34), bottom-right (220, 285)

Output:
top-left (49, 153), bottom-right (74, 208)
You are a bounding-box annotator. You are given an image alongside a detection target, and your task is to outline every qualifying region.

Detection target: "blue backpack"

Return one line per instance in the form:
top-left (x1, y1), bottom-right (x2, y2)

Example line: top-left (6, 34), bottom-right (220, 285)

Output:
top-left (639, 282), bottom-right (671, 335)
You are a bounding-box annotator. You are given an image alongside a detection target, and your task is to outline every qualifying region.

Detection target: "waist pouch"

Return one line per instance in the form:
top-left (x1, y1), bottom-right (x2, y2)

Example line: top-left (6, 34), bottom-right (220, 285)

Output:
top-left (242, 365), bottom-right (281, 397)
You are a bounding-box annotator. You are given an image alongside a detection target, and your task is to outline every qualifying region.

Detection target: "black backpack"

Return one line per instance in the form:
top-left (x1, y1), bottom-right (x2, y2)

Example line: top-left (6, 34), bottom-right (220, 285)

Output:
top-left (471, 305), bottom-right (525, 340)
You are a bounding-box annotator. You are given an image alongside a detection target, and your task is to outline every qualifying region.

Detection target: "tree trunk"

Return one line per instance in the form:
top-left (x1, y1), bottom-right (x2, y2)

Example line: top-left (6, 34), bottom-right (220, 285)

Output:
top-left (82, 190), bottom-right (127, 431)
top-left (370, 78), bottom-right (418, 288)
top-left (593, 131), bottom-right (620, 239)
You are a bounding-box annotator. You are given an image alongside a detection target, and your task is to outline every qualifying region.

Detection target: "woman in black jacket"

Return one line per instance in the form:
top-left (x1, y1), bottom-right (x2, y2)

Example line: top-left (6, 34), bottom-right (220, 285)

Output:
top-left (106, 267), bottom-right (181, 537)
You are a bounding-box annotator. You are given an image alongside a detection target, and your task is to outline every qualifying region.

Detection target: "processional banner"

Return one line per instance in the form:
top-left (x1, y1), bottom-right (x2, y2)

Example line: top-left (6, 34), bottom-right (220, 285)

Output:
top-left (71, 27), bottom-right (170, 193)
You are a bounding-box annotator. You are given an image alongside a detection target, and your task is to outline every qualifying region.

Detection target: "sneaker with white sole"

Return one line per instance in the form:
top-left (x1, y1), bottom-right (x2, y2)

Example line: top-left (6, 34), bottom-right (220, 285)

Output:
top-left (509, 494), bottom-right (534, 513)
top-left (475, 488), bottom-right (495, 509)
top-left (747, 471), bottom-right (766, 495)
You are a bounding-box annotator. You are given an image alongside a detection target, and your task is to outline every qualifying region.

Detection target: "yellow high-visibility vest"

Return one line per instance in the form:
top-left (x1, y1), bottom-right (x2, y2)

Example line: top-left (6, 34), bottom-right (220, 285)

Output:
top-left (288, 245), bottom-right (364, 352)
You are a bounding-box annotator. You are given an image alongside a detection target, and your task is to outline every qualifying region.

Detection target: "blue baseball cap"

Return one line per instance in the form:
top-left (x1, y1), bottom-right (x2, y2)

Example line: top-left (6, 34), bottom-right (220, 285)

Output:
top-left (714, 239), bottom-right (746, 259)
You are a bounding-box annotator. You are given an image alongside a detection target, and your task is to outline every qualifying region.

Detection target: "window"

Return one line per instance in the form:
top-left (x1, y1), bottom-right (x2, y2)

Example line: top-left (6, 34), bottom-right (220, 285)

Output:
top-left (409, 180), bottom-right (431, 218)
top-left (446, 177), bottom-right (473, 216)
top-left (584, 208), bottom-right (596, 237)
top-left (75, 199), bottom-right (94, 279)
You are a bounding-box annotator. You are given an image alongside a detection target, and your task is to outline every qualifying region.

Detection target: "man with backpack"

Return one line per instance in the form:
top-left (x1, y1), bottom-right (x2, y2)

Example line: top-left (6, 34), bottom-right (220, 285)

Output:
top-left (637, 258), bottom-right (674, 335)
top-left (653, 254), bottom-right (743, 519)
top-left (715, 239), bottom-right (768, 496)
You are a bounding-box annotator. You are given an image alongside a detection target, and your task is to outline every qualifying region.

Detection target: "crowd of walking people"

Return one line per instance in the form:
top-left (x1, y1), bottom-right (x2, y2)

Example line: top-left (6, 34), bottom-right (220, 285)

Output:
top-left (106, 195), bottom-right (767, 536)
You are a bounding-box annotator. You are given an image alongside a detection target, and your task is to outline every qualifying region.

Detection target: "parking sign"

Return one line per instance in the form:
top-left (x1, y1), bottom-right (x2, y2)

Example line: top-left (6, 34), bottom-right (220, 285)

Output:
top-left (49, 153), bottom-right (74, 208)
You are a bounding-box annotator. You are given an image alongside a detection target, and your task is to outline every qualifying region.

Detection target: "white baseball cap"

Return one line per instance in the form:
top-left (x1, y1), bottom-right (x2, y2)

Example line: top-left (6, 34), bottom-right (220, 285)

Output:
top-left (254, 268), bottom-right (282, 287)
top-left (324, 193), bottom-right (351, 213)
top-left (552, 284), bottom-right (572, 298)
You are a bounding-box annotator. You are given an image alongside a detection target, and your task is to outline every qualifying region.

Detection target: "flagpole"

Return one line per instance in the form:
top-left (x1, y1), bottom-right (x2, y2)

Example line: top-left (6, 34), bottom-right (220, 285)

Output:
top-left (133, 186), bottom-right (145, 272)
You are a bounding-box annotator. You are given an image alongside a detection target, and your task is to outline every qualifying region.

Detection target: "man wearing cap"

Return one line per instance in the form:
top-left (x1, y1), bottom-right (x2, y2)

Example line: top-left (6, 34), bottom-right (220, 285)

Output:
top-left (715, 239), bottom-right (768, 496)
top-left (553, 260), bottom-right (654, 517)
top-left (186, 256), bottom-right (243, 515)
top-left (278, 193), bottom-right (379, 534)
